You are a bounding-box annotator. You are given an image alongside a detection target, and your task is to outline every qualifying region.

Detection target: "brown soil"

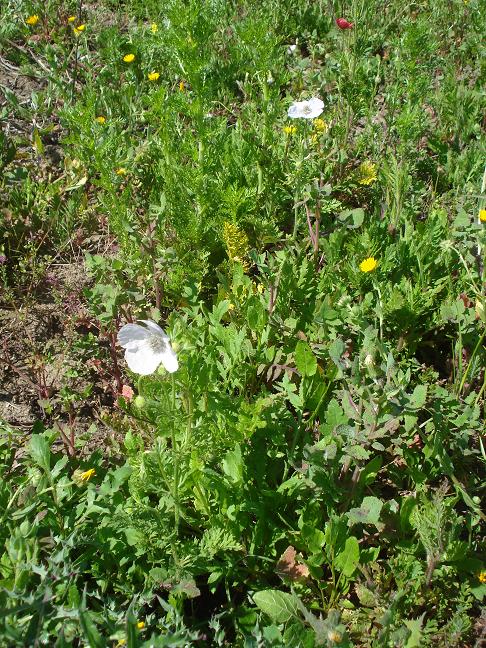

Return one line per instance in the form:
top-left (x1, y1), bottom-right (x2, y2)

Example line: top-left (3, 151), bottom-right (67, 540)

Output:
top-left (0, 261), bottom-right (119, 455)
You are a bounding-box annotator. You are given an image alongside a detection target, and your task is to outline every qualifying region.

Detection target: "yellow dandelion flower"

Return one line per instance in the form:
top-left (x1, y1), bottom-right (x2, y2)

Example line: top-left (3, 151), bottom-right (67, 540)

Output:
top-left (116, 167), bottom-right (127, 175)
top-left (179, 80), bottom-right (185, 91)
top-left (68, 16), bottom-right (76, 23)
top-left (80, 468), bottom-right (96, 481)
top-left (359, 256), bottom-right (378, 273)
top-left (123, 53), bottom-right (135, 63)
top-left (148, 71), bottom-right (160, 81)
top-left (479, 209), bottom-right (486, 223)
top-left (26, 15), bottom-right (39, 26)
top-left (357, 161), bottom-right (378, 186)
top-left (137, 621), bottom-right (145, 630)
top-left (313, 118), bottom-right (328, 132)
top-left (151, 22), bottom-right (158, 33)
top-left (95, 116), bottom-right (106, 124)
top-left (283, 125), bottom-right (297, 135)
top-left (74, 24), bottom-right (85, 33)
top-left (479, 572), bottom-right (486, 584)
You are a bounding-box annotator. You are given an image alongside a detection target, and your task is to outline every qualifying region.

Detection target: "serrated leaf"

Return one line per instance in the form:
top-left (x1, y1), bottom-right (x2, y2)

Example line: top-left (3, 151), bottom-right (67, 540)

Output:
top-left (295, 341), bottom-right (317, 377)
top-left (253, 590), bottom-right (301, 623)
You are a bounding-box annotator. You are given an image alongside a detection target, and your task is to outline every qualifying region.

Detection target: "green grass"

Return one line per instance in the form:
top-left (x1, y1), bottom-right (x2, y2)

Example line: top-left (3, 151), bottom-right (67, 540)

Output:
top-left (0, 0), bottom-right (485, 645)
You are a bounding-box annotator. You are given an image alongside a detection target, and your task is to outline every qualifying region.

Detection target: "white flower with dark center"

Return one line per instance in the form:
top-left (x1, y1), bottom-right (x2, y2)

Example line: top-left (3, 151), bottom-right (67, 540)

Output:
top-left (288, 97), bottom-right (324, 119)
top-left (117, 320), bottom-right (178, 375)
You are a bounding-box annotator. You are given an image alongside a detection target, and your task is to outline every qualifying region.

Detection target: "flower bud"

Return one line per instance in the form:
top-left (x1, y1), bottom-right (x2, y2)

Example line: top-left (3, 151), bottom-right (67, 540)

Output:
top-left (336, 17), bottom-right (353, 29)
top-left (134, 395), bottom-right (146, 409)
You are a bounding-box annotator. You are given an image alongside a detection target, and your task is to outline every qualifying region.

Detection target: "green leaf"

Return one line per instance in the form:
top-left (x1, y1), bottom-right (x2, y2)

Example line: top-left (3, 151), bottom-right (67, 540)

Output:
top-left (334, 536), bottom-right (360, 577)
top-left (409, 385), bottom-right (427, 409)
top-left (328, 338), bottom-right (345, 369)
top-left (222, 444), bottom-right (243, 483)
top-left (404, 615), bottom-right (425, 648)
top-left (347, 496), bottom-right (383, 527)
top-left (359, 456), bottom-right (382, 487)
top-left (294, 341), bottom-right (317, 377)
top-left (253, 590), bottom-right (301, 623)
top-left (79, 591), bottom-right (106, 648)
top-left (29, 435), bottom-right (51, 473)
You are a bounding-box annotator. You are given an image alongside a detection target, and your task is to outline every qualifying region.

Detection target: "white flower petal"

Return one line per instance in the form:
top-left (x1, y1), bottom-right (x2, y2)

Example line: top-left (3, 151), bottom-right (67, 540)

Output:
top-left (160, 344), bottom-right (179, 373)
top-left (124, 341), bottom-right (164, 375)
top-left (308, 97), bottom-right (324, 112)
top-left (287, 97), bottom-right (323, 119)
top-left (117, 323), bottom-right (150, 348)
top-left (139, 319), bottom-right (169, 339)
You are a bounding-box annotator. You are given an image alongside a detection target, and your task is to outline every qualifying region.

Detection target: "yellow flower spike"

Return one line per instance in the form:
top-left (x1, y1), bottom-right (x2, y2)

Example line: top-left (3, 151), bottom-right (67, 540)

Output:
top-left (26, 15), bottom-right (39, 26)
top-left (222, 222), bottom-right (250, 268)
top-left (68, 15), bottom-right (76, 22)
top-left (151, 22), bottom-right (158, 33)
top-left (479, 572), bottom-right (486, 584)
top-left (116, 167), bottom-right (127, 176)
top-left (313, 118), bottom-right (328, 132)
top-left (148, 71), bottom-right (160, 81)
top-left (283, 125), bottom-right (297, 135)
top-left (95, 116), bottom-right (106, 124)
top-left (357, 161), bottom-right (378, 186)
top-left (479, 209), bottom-right (486, 223)
top-left (123, 53), bottom-right (135, 63)
top-left (359, 257), bottom-right (378, 273)
top-left (80, 468), bottom-right (96, 482)
top-left (137, 621), bottom-right (145, 630)
top-left (179, 80), bottom-right (185, 91)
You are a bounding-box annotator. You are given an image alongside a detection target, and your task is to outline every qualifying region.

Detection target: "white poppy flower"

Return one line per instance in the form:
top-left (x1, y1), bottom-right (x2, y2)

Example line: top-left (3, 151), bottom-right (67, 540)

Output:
top-left (287, 97), bottom-right (324, 119)
top-left (117, 320), bottom-right (178, 375)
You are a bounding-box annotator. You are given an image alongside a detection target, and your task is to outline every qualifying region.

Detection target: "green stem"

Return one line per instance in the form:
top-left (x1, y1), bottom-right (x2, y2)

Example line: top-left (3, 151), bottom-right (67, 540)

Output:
top-left (171, 375), bottom-right (180, 538)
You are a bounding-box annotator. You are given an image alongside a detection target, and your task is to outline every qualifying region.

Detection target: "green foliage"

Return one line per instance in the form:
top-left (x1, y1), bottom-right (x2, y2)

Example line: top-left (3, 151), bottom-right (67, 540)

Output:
top-left (1, 0), bottom-right (485, 645)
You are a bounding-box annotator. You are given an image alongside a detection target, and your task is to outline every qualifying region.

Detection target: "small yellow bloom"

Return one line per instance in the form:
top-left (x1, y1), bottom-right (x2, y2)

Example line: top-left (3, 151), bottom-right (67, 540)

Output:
top-left (357, 161), bottom-right (378, 186)
top-left (116, 167), bottom-right (127, 176)
top-left (116, 640), bottom-right (126, 647)
top-left (95, 116), bottom-right (106, 124)
top-left (74, 24), bottom-right (85, 32)
top-left (137, 621), bottom-right (145, 630)
top-left (80, 468), bottom-right (96, 482)
top-left (359, 256), bottom-right (378, 273)
top-left (26, 15), bottom-right (39, 26)
top-left (313, 118), bottom-right (328, 132)
top-left (283, 125), bottom-right (297, 135)
top-left (151, 22), bottom-right (158, 33)
top-left (123, 53), bottom-right (135, 63)
top-left (179, 80), bottom-right (185, 91)
top-left (479, 209), bottom-right (486, 223)
top-left (148, 71), bottom-right (160, 81)
top-left (228, 303), bottom-right (235, 311)
top-left (256, 283), bottom-right (264, 294)
top-left (479, 571), bottom-right (486, 583)
top-left (68, 16), bottom-right (76, 23)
